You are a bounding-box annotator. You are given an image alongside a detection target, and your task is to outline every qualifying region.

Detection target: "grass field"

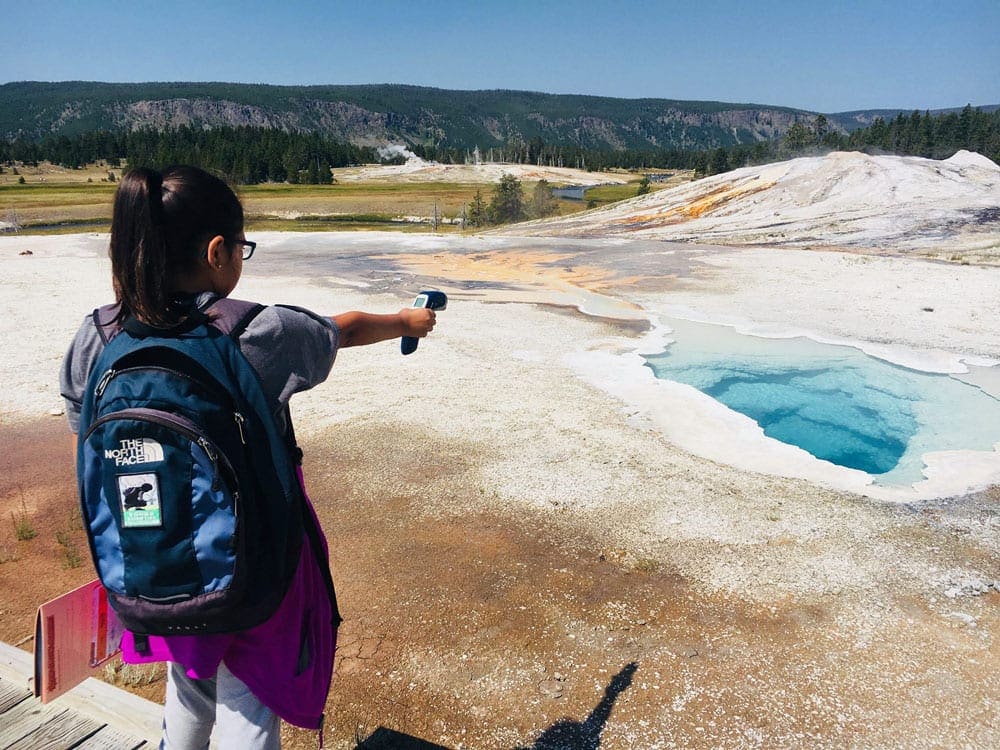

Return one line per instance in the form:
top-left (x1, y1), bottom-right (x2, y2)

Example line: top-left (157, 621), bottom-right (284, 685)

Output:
top-left (0, 162), bottom-right (689, 235)
top-left (583, 183), bottom-right (644, 203)
top-left (583, 171), bottom-right (694, 203)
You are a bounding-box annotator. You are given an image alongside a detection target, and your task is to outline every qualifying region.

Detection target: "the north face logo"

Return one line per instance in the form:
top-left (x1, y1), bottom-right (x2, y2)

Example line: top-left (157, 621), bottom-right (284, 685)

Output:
top-left (105, 438), bottom-right (164, 466)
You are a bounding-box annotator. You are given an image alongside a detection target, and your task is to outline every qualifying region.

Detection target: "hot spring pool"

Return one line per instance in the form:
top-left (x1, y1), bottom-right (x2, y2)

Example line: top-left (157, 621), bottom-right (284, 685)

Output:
top-left (643, 318), bottom-right (1000, 485)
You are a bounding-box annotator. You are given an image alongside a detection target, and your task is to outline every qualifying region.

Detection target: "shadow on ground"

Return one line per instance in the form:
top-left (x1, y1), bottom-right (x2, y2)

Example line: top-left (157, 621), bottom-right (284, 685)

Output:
top-left (518, 662), bottom-right (638, 750)
top-left (356, 727), bottom-right (452, 749)
top-left (355, 663), bottom-right (637, 750)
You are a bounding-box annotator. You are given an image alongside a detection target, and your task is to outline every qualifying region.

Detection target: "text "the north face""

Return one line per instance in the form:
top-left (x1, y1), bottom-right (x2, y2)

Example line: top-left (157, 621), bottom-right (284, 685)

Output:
top-left (105, 438), bottom-right (164, 466)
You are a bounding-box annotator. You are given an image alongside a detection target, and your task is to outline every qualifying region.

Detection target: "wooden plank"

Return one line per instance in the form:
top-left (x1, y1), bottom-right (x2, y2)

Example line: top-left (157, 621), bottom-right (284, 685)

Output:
top-left (0, 700), bottom-right (101, 750)
top-left (0, 643), bottom-right (161, 747)
top-left (0, 677), bottom-right (32, 712)
top-left (0, 698), bottom-right (56, 748)
top-left (4, 705), bottom-right (101, 750)
top-left (39, 674), bottom-right (162, 746)
top-left (71, 725), bottom-right (149, 750)
top-left (0, 645), bottom-right (33, 690)
top-left (0, 671), bottom-right (147, 750)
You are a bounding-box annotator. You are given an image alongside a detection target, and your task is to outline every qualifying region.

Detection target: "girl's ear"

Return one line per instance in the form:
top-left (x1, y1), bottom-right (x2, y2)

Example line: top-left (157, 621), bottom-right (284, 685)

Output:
top-left (204, 235), bottom-right (228, 269)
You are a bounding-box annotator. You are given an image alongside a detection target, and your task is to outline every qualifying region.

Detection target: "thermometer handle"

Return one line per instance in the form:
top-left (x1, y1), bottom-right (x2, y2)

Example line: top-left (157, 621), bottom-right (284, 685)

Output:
top-left (402, 290), bottom-right (447, 355)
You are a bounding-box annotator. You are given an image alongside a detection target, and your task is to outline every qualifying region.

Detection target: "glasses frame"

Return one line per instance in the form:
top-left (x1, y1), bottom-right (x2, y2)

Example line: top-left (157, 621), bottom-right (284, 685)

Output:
top-left (235, 240), bottom-right (256, 260)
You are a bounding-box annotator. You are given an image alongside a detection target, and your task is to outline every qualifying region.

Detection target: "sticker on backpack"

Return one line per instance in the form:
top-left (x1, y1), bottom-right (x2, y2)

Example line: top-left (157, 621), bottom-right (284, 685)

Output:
top-left (116, 473), bottom-right (162, 528)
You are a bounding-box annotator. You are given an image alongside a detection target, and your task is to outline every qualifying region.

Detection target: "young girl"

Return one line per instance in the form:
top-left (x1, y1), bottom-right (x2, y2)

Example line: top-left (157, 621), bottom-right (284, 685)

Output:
top-left (60, 165), bottom-right (436, 749)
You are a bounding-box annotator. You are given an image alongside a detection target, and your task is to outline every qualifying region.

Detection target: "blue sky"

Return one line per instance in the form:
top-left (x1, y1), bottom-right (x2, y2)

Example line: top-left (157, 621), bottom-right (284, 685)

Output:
top-left (1, 0), bottom-right (997, 113)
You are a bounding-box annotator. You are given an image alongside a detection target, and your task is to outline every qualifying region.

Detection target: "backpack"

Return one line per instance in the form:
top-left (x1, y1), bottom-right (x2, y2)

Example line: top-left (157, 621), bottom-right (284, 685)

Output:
top-left (77, 298), bottom-right (311, 637)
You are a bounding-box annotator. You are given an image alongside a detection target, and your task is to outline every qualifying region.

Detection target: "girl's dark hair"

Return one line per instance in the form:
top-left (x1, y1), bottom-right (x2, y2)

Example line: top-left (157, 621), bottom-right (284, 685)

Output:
top-left (109, 165), bottom-right (243, 326)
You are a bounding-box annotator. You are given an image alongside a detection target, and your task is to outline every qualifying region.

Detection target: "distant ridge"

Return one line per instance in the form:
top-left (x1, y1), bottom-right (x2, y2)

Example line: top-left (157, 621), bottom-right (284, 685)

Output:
top-left (3, 81), bottom-right (993, 153)
top-left (832, 104), bottom-right (1000, 129)
top-left (0, 80), bottom-right (824, 151)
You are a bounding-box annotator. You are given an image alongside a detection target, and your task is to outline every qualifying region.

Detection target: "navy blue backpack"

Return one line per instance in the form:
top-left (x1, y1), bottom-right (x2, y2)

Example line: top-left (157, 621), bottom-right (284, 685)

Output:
top-left (77, 298), bottom-right (311, 638)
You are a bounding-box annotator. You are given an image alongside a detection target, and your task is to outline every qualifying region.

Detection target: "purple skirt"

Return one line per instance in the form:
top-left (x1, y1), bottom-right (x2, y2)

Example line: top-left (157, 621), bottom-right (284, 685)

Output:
top-left (120, 468), bottom-right (337, 729)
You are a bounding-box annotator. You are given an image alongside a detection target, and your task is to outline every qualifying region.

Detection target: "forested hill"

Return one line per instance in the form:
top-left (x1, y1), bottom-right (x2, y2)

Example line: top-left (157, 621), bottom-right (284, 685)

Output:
top-left (3, 80), bottom-right (822, 151)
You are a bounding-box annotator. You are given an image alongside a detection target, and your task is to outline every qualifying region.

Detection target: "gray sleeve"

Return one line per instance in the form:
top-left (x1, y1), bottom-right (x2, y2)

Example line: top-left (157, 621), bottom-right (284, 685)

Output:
top-left (59, 303), bottom-right (337, 433)
top-left (237, 305), bottom-right (339, 411)
top-left (60, 315), bottom-right (106, 433)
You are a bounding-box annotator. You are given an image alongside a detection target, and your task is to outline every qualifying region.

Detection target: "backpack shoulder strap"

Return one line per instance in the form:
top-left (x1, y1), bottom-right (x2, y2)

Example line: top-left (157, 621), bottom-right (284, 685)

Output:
top-left (95, 298), bottom-right (266, 343)
top-left (92, 303), bottom-right (123, 345)
top-left (208, 298), bottom-right (304, 463)
top-left (93, 303), bottom-right (210, 342)
top-left (206, 297), bottom-right (267, 341)
top-left (122, 311), bottom-right (209, 339)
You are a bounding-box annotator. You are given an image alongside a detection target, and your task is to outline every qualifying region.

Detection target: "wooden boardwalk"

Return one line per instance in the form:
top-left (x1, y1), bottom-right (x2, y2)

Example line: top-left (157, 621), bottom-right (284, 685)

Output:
top-left (0, 643), bottom-right (161, 750)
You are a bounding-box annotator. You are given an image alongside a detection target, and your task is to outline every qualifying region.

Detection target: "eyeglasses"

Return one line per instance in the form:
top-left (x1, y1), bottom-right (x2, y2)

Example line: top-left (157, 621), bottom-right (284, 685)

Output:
top-left (235, 240), bottom-right (256, 260)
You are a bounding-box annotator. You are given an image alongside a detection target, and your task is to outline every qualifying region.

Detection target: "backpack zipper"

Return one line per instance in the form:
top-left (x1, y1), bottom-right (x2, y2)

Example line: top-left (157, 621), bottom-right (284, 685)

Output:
top-left (233, 412), bottom-right (247, 444)
top-left (85, 408), bottom-right (239, 493)
top-left (94, 365), bottom-right (248, 450)
top-left (95, 368), bottom-right (116, 398)
top-left (196, 437), bottom-right (222, 491)
top-left (95, 364), bottom-right (231, 406)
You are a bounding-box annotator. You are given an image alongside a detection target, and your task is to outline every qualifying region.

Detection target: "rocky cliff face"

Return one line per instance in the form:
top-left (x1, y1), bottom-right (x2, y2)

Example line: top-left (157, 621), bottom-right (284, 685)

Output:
top-left (112, 98), bottom-right (405, 144)
top-left (115, 99), bottom-right (289, 130)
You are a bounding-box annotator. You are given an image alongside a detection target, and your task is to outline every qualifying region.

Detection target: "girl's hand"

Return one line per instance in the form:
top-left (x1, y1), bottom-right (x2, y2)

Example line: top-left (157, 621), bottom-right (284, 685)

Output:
top-left (399, 307), bottom-right (436, 338)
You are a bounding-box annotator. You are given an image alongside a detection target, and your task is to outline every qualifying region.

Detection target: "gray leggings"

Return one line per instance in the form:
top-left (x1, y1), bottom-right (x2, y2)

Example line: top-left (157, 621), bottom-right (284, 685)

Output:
top-left (160, 661), bottom-right (280, 750)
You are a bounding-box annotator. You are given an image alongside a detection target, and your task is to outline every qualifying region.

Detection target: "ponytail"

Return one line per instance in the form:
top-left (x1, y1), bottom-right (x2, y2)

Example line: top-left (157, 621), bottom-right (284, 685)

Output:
top-left (110, 168), bottom-right (170, 326)
top-left (109, 166), bottom-right (243, 327)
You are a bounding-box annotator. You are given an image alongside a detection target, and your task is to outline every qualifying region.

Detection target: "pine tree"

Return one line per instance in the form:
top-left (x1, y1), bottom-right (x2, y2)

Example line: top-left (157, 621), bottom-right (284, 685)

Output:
top-left (709, 148), bottom-right (730, 175)
top-left (306, 158), bottom-right (320, 184)
top-left (782, 122), bottom-right (814, 153)
top-left (467, 189), bottom-right (489, 227)
top-left (489, 173), bottom-right (525, 224)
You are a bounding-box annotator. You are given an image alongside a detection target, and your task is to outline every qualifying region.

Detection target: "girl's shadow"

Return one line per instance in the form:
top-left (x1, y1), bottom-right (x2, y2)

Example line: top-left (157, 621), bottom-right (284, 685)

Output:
top-left (521, 662), bottom-right (638, 750)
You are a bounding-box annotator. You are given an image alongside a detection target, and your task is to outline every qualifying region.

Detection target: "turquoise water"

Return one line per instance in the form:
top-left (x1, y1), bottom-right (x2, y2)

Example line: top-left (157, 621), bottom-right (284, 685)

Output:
top-left (643, 318), bottom-right (1000, 484)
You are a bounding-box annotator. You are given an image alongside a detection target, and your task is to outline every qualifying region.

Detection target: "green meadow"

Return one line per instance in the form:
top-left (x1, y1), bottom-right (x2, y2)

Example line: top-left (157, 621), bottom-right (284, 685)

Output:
top-left (0, 163), bottom-right (676, 235)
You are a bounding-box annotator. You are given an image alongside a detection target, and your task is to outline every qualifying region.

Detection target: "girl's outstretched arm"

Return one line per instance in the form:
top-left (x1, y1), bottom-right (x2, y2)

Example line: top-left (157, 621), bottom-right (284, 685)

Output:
top-left (333, 308), bottom-right (436, 348)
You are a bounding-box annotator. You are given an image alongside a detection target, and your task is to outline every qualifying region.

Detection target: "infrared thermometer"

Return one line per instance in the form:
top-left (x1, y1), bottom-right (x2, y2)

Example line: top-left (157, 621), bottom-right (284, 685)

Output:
top-left (401, 290), bottom-right (447, 355)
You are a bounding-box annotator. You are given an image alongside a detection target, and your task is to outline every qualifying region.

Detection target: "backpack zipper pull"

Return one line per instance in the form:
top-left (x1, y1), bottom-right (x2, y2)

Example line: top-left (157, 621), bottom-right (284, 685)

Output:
top-left (95, 369), bottom-right (116, 398)
top-left (233, 412), bottom-right (247, 444)
top-left (198, 438), bottom-right (221, 491)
